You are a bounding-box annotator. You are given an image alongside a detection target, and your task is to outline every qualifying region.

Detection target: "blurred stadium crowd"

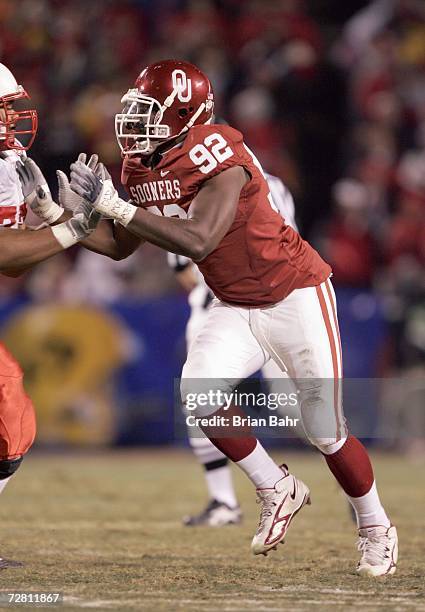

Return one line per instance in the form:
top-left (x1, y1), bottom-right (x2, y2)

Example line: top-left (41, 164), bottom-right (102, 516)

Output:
top-left (0, 0), bottom-right (424, 449)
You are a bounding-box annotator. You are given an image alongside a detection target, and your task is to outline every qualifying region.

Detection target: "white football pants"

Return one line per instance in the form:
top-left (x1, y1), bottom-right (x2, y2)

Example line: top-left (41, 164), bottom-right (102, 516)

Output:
top-left (181, 278), bottom-right (347, 453)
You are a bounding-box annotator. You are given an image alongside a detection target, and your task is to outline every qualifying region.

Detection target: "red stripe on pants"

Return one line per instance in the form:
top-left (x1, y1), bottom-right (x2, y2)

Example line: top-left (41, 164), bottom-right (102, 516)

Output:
top-left (315, 283), bottom-right (342, 441)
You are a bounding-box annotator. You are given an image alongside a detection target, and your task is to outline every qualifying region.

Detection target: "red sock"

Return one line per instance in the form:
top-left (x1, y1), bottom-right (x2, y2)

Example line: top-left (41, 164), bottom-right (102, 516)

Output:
top-left (199, 405), bottom-right (257, 462)
top-left (323, 435), bottom-right (374, 497)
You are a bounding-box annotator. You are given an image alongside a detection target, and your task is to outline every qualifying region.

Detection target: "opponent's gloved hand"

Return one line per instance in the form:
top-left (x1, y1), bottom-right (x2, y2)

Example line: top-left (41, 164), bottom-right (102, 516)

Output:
top-left (69, 159), bottom-right (138, 227)
top-left (51, 154), bottom-right (104, 247)
top-left (56, 153), bottom-right (99, 212)
top-left (16, 158), bottom-right (64, 224)
top-left (51, 196), bottom-right (102, 248)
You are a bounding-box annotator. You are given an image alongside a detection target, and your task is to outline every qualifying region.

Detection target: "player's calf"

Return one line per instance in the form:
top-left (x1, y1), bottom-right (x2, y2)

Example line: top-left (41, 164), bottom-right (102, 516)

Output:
top-left (317, 435), bottom-right (396, 575)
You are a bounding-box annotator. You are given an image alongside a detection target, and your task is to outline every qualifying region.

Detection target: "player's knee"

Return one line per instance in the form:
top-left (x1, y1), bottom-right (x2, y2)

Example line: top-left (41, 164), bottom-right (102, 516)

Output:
top-left (310, 437), bottom-right (348, 454)
top-left (298, 381), bottom-right (346, 451)
top-left (0, 456), bottom-right (23, 480)
top-left (181, 352), bottom-right (218, 381)
top-left (181, 376), bottom-right (234, 417)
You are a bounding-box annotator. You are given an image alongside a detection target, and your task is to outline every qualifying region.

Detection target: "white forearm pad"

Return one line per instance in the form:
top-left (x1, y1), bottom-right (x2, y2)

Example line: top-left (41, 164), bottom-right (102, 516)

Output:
top-left (51, 221), bottom-right (80, 249)
top-left (29, 186), bottom-right (64, 225)
top-left (101, 196), bottom-right (137, 227)
top-left (42, 202), bottom-right (64, 225)
top-left (118, 199), bottom-right (138, 227)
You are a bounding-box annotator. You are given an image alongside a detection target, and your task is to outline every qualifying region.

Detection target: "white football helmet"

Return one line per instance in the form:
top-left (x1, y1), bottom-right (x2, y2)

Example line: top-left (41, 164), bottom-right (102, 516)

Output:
top-left (0, 63), bottom-right (37, 151)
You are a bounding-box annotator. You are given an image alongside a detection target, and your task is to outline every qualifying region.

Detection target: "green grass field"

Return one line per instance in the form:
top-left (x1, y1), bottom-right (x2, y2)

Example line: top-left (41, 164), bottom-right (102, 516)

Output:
top-left (0, 449), bottom-right (423, 611)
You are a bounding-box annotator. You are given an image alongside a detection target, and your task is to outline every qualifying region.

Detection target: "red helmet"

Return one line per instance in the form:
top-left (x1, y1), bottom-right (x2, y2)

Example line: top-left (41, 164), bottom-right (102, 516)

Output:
top-left (115, 59), bottom-right (214, 156)
top-left (0, 63), bottom-right (38, 151)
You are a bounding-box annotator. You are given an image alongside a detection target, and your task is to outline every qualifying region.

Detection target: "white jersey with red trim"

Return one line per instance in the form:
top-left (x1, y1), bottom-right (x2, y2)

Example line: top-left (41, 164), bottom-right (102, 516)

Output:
top-left (0, 147), bottom-right (27, 227)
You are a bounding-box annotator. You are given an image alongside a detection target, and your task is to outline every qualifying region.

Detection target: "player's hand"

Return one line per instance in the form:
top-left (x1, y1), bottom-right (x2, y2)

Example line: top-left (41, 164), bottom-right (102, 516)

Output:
top-left (16, 158), bottom-right (63, 224)
top-left (69, 199), bottom-right (102, 237)
top-left (69, 160), bottom-right (137, 227)
top-left (51, 195), bottom-right (102, 249)
top-left (56, 153), bottom-right (99, 212)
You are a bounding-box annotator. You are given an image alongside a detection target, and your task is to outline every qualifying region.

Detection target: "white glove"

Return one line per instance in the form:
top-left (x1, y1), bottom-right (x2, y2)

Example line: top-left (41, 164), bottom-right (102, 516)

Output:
top-left (51, 198), bottom-right (102, 248)
top-left (16, 158), bottom-right (64, 224)
top-left (56, 153), bottom-right (99, 212)
top-left (69, 160), bottom-right (138, 227)
top-left (52, 154), bottom-right (103, 247)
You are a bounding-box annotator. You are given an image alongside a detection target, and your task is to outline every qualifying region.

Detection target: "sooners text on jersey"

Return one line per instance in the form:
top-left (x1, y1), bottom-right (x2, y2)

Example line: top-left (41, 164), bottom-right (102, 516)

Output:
top-left (122, 124), bottom-right (331, 307)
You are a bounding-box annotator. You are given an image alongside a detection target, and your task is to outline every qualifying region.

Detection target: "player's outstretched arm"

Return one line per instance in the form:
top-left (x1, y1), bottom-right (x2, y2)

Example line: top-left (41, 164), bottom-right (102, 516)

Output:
top-left (52, 211), bottom-right (144, 261)
top-left (0, 205), bottom-right (102, 273)
top-left (70, 162), bottom-right (247, 260)
top-left (79, 219), bottom-right (144, 261)
top-left (18, 155), bottom-right (142, 261)
top-left (58, 158), bottom-right (143, 260)
top-left (0, 226), bottom-right (71, 271)
top-left (120, 165), bottom-right (245, 259)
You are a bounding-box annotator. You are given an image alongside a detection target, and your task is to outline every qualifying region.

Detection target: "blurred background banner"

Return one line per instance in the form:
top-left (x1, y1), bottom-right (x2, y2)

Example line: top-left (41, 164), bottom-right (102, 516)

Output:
top-left (1, 303), bottom-right (127, 446)
top-left (0, 287), bottom-right (413, 448)
top-left (0, 0), bottom-right (424, 454)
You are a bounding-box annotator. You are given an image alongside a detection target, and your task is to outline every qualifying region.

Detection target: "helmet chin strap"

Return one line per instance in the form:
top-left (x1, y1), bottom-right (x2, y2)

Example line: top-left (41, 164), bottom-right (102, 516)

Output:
top-left (185, 103), bottom-right (206, 129)
top-left (162, 88), bottom-right (178, 110)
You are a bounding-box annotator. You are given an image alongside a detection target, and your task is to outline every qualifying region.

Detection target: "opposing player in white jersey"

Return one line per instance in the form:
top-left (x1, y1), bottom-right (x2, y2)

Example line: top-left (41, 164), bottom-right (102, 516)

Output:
top-left (0, 63), bottom-right (141, 568)
top-left (169, 173), bottom-right (304, 526)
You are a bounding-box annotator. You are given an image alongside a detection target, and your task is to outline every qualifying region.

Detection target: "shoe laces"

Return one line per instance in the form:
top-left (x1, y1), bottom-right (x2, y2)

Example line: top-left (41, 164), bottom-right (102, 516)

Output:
top-left (256, 489), bottom-right (277, 532)
top-left (255, 467), bottom-right (289, 533)
top-left (357, 530), bottom-right (391, 566)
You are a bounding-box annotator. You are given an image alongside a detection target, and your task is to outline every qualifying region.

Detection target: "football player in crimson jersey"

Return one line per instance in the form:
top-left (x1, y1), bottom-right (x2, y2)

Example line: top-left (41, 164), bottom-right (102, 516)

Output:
top-left (0, 63), bottom-right (142, 568)
top-left (69, 59), bottom-right (398, 576)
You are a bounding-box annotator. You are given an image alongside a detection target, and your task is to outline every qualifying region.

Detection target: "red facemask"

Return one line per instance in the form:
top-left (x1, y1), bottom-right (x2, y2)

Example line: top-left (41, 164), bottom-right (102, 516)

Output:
top-left (0, 89), bottom-right (38, 151)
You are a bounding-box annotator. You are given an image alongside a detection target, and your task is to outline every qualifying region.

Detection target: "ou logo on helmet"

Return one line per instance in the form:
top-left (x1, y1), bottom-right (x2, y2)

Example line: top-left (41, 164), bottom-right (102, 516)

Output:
top-left (172, 69), bottom-right (192, 103)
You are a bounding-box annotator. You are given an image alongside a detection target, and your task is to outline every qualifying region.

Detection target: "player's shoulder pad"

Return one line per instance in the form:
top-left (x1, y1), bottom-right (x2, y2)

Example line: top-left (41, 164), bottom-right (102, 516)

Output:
top-left (0, 148), bottom-right (26, 180)
top-left (0, 154), bottom-right (14, 178)
top-left (184, 123), bottom-right (243, 149)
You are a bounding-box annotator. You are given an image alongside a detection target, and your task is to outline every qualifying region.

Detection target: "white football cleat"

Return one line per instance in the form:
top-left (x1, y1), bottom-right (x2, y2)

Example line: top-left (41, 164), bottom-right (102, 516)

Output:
top-left (357, 525), bottom-right (398, 577)
top-left (251, 467), bottom-right (311, 556)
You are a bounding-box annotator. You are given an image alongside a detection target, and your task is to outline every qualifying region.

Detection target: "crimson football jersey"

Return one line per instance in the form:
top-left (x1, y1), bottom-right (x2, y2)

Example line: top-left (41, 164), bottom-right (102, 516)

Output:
top-left (122, 124), bottom-right (331, 307)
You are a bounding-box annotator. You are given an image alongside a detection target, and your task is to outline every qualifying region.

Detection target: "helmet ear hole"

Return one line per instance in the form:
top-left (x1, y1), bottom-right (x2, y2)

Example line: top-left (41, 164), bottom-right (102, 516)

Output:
top-left (178, 106), bottom-right (194, 118)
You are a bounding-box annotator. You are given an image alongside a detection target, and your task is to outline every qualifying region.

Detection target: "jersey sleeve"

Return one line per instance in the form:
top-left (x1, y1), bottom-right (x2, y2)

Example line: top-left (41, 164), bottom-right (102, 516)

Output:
top-left (181, 124), bottom-right (251, 191)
